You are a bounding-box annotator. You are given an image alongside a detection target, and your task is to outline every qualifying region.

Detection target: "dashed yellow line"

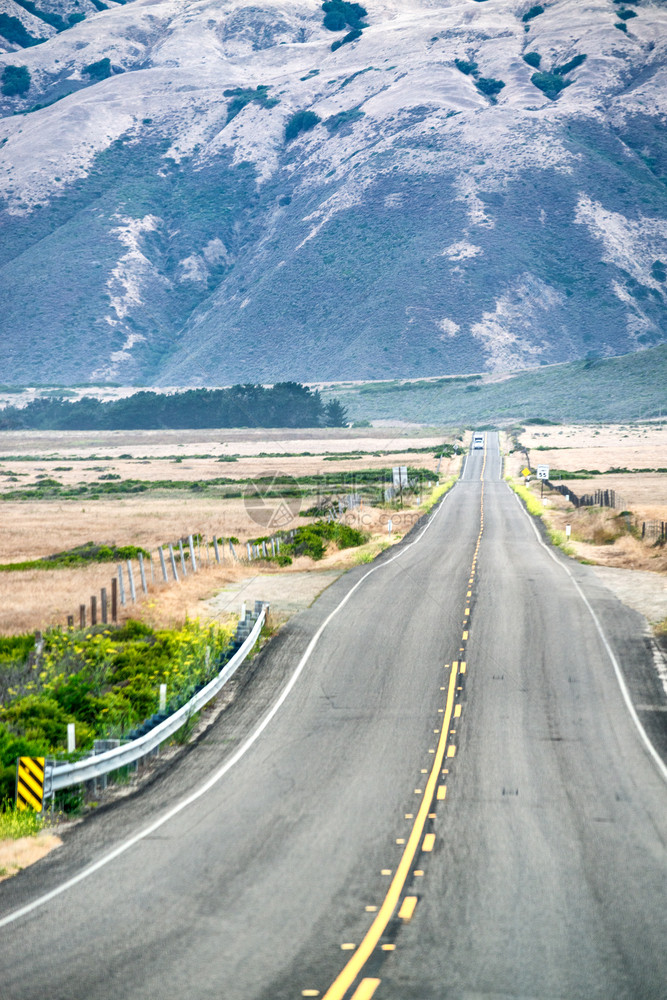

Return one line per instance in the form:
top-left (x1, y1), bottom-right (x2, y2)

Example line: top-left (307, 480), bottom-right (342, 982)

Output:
top-left (398, 896), bottom-right (418, 921)
top-left (319, 437), bottom-right (489, 999)
top-left (350, 979), bottom-right (381, 1000)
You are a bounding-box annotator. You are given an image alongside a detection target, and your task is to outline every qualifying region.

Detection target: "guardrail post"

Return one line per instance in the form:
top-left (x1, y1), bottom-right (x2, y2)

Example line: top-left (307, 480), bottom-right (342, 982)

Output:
top-left (101, 588), bottom-right (108, 624)
top-left (126, 560), bottom-right (137, 602)
top-left (117, 565), bottom-right (126, 606)
top-left (138, 552), bottom-right (148, 594)
top-left (179, 539), bottom-right (187, 576)
top-left (188, 534), bottom-right (197, 573)
top-left (213, 537), bottom-right (221, 564)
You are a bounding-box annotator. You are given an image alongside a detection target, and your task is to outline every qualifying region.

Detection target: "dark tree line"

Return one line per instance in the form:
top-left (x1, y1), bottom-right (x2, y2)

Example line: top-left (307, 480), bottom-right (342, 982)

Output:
top-left (0, 384), bottom-right (348, 430)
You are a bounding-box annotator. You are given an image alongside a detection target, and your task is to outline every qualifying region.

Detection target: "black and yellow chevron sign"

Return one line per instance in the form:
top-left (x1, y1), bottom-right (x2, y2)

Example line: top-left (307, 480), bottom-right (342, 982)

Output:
top-left (15, 756), bottom-right (46, 812)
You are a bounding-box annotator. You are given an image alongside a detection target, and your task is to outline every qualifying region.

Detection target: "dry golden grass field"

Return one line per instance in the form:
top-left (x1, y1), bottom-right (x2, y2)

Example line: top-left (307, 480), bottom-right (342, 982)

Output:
top-left (509, 423), bottom-right (667, 578)
top-left (0, 429), bottom-right (459, 635)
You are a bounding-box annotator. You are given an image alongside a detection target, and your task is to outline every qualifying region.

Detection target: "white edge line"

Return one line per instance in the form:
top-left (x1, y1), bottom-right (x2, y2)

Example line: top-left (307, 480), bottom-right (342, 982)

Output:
top-left (0, 475), bottom-right (462, 928)
top-left (510, 488), bottom-right (667, 786)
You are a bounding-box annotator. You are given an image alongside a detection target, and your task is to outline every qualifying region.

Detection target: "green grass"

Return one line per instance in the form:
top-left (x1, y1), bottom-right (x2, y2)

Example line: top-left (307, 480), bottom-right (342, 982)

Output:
top-left (0, 804), bottom-right (43, 839)
top-left (505, 477), bottom-right (575, 555)
top-left (319, 344), bottom-right (667, 425)
top-left (505, 476), bottom-right (545, 517)
top-left (0, 542), bottom-right (149, 572)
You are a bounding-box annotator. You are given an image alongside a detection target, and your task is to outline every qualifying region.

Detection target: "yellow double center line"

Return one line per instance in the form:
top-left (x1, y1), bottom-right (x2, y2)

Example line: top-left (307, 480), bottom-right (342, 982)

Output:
top-left (321, 661), bottom-right (460, 1000)
top-left (321, 440), bottom-right (487, 1000)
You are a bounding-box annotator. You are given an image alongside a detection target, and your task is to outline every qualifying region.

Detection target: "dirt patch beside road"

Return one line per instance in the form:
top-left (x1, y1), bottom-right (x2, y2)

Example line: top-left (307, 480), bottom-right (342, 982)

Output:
top-left (0, 834), bottom-right (61, 882)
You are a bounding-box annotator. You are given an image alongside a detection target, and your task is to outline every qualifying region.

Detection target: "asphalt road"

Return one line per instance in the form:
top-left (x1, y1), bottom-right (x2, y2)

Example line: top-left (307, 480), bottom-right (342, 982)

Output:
top-left (1, 434), bottom-right (666, 1000)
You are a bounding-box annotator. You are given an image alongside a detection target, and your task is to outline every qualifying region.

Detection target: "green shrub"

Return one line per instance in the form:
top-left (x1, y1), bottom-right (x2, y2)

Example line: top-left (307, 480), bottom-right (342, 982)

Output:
top-left (1, 65), bottom-right (31, 96)
top-left (2, 695), bottom-right (95, 751)
top-left (523, 51), bottom-right (541, 68)
top-left (331, 27), bottom-right (362, 51)
top-left (476, 77), bottom-right (505, 98)
top-left (0, 633), bottom-right (35, 664)
top-left (323, 8), bottom-right (346, 29)
top-left (13, 0), bottom-right (66, 30)
top-left (455, 58), bottom-right (478, 76)
top-left (554, 53), bottom-right (586, 75)
top-left (83, 57), bottom-right (112, 81)
top-left (0, 13), bottom-right (43, 47)
top-left (522, 5), bottom-right (544, 22)
top-left (651, 260), bottom-right (666, 283)
top-left (616, 8), bottom-right (637, 19)
top-left (224, 84), bottom-right (279, 122)
top-left (269, 520), bottom-right (368, 561)
top-left (615, 21), bottom-right (627, 31)
top-left (0, 619), bottom-right (231, 787)
top-left (0, 541), bottom-right (149, 572)
top-left (322, 0), bottom-right (367, 31)
top-left (325, 107), bottom-right (365, 131)
top-left (531, 70), bottom-right (570, 99)
top-left (285, 109), bottom-right (321, 142)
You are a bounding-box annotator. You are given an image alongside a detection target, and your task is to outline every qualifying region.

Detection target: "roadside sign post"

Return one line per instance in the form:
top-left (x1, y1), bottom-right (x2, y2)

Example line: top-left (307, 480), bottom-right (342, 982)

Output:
top-left (392, 466), bottom-right (408, 508)
top-left (536, 465), bottom-right (549, 499)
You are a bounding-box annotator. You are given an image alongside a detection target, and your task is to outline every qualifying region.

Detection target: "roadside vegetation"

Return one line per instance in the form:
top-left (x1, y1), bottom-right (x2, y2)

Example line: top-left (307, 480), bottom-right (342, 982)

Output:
top-left (0, 803), bottom-right (43, 840)
top-left (0, 619), bottom-right (231, 804)
top-left (0, 542), bottom-right (148, 573)
top-left (505, 476), bottom-right (575, 556)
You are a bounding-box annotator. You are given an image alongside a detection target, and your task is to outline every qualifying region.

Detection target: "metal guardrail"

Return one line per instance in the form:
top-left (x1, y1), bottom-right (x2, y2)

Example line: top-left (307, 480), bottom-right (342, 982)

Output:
top-left (47, 605), bottom-right (267, 793)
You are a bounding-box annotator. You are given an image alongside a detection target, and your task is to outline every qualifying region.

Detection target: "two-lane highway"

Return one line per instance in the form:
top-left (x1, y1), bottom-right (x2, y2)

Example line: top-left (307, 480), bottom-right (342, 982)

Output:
top-left (1, 434), bottom-right (665, 999)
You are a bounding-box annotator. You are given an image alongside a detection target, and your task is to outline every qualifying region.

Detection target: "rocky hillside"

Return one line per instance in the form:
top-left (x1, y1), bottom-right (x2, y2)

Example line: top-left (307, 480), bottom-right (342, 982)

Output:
top-left (0, 0), bottom-right (666, 385)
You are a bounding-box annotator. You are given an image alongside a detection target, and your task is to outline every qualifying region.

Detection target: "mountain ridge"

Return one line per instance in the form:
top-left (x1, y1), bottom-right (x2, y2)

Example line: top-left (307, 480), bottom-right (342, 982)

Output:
top-left (0, 0), bottom-right (666, 385)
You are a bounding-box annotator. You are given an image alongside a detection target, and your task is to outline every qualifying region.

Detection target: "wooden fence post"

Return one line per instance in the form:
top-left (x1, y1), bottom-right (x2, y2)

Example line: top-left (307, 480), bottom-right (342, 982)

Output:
top-left (101, 588), bottom-right (108, 624)
top-left (111, 578), bottom-right (118, 622)
top-left (91, 595), bottom-right (97, 626)
top-left (79, 604), bottom-right (86, 629)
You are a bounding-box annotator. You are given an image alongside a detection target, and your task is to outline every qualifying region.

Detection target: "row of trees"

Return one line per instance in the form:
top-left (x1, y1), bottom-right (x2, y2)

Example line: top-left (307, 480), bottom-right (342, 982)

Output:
top-left (0, 384), bottom-right (348, 430)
